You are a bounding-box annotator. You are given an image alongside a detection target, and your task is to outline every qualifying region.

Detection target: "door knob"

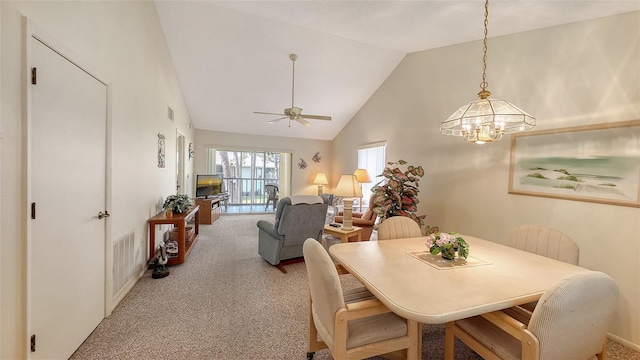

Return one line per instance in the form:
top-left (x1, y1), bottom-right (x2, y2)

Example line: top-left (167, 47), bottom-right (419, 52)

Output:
top-left (98, 211), bottom-right (111, 219)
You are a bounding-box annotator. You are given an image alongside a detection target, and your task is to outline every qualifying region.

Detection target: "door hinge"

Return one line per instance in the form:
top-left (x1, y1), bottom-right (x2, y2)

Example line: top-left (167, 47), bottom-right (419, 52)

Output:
top-left (31, 202), bottom-right (36, 219)
top-left (30, 334), bottom-right (36, 352)
top-left (31, 67), bottom-right (37, 85)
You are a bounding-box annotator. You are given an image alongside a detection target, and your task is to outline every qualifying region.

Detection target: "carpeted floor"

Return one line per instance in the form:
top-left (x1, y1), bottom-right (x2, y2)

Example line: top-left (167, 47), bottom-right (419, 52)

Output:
top-left (71, 215), bottom-right (639, 359)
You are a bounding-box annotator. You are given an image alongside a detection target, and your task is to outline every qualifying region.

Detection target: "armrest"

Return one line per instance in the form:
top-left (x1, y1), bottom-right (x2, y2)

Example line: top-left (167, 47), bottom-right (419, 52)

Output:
top-left (351, 218), bottom-right (375, 226)
top-left (256, 220), bottom-right (280, 239)
top-left (339, 298), bottom-right (391, 321)
top-left (335, 264), bottom-right (350, 275)
top-left (501, 306), bottom-right (532, 325)
top-left (480, 311), bottom-right (527, 340)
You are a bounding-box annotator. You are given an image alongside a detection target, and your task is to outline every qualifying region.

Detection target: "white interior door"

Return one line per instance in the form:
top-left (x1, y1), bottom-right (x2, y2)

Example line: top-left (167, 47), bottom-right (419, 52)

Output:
top-left (30, 36), bottom-right (107, 359)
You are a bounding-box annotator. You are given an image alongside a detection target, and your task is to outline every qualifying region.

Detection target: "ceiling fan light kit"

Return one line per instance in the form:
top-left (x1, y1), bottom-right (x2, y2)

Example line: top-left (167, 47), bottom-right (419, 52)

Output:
top-left (440, 0), bottom-right (535, 144)
top-left (254, 53), bottom-right (332, 127)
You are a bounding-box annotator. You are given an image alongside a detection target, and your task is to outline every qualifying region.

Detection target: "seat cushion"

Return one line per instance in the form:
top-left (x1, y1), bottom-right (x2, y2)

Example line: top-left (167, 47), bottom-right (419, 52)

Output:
top-left (456, 316), bottom-right (521, 360)
top-left (343, 285), bottom-right (407, 350)
top-left (347, 312), bottom-right (408, 349)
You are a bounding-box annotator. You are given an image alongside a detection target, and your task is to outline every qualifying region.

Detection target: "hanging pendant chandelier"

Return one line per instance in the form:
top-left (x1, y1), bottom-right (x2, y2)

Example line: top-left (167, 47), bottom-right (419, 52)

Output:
top-left (440, 0), bottom-right (535, 144)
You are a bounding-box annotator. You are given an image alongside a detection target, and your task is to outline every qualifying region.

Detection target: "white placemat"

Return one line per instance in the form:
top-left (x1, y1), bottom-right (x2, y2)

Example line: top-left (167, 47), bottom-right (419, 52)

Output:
top-left (407, 250), bottom-right (491, 270)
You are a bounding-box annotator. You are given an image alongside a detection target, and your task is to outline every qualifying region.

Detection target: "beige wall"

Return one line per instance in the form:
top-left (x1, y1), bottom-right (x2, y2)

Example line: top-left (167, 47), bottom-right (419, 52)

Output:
top-left (333, 12), bottom-right (640, 347)
top-left (0, 1), bottom-right (193, 358)
top-left (194, 130), bottom-right (333, 196)
top-left (1, 1), bottom-right (638, 357)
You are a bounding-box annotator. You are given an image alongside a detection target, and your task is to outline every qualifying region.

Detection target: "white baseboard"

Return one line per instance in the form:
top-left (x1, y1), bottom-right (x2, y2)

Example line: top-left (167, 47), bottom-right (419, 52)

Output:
top-left (608, 332), bottom-right (640, 352)
top-left (110, 269), bottom-right (145, 313)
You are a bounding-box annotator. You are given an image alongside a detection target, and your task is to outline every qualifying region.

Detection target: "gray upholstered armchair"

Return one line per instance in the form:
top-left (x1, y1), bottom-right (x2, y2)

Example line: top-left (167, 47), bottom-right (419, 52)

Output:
top-left (257, 195), bottom-right (328, 273)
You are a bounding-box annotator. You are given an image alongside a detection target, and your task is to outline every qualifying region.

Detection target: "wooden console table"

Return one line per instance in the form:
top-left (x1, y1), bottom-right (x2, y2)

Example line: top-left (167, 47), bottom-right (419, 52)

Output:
top-left (148, 205), bottom-right (200, 266)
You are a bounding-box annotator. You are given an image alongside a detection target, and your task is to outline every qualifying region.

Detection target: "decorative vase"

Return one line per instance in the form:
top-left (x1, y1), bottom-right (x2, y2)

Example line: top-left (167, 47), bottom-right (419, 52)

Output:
top-left (165, 210), bottom-right (173, 217)
top-left (441, 246), bottom-right (456, 260)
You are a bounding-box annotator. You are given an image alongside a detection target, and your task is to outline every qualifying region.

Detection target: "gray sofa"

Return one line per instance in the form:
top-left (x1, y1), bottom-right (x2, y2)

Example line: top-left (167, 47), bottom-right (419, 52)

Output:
top-left (257, 195), bottom-right (328, 272)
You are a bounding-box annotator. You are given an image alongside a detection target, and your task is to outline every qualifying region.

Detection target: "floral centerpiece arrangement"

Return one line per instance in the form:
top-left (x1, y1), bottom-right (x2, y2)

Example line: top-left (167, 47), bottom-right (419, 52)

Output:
top-left (163, 194), bottom-right (192, 215)
top-left (426, 232), bottom-right (469, 260)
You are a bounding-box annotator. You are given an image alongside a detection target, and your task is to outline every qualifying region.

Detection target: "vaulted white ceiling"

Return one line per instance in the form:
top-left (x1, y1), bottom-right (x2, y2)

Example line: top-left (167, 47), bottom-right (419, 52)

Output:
top-left (154, 1), bottom-right (640, 140)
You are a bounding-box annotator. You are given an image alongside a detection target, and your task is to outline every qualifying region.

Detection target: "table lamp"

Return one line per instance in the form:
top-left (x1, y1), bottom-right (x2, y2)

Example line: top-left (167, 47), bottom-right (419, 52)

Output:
top-left (313, 173), bottom-right (328, 195)
top-left (334, 174), bottom-right (362, 230)
top-left (353, 168), bottom-right (372, 211)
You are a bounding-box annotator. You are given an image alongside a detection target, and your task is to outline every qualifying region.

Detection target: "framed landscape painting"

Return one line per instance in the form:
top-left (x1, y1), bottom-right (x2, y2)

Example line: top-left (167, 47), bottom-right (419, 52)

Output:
top-left (509, 120), bottom-right (640, 207)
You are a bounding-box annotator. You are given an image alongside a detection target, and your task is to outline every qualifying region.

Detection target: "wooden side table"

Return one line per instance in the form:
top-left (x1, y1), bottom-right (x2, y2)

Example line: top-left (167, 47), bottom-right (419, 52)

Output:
top-left (148, 205), bottom-right (200, 266)
top-left (323, 224), bottom-right (363, 243)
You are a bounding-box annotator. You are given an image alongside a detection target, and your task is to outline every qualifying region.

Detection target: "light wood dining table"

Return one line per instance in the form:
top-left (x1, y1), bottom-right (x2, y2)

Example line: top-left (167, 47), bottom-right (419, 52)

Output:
top-left (329, 235), bottom-right (590, 325)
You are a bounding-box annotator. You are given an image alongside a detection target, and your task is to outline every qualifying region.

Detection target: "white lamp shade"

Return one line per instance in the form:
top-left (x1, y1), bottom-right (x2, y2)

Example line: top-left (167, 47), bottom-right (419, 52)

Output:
top-left (353, 169), bottom-right (372, 183)
top-left (334, 174), bottom-right (362, 197)
top-left (313, 173), bottom-right (328, 185)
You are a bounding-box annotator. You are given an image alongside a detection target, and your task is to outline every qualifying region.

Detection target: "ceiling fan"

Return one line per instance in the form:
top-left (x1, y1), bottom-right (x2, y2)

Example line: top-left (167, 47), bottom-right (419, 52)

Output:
top-left (254, 54), bottom-right (332, 127)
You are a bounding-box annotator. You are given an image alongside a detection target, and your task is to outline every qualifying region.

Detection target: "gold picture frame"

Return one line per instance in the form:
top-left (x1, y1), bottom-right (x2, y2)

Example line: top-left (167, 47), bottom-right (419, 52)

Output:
top-left (509, 120), bottom-right (640, 207)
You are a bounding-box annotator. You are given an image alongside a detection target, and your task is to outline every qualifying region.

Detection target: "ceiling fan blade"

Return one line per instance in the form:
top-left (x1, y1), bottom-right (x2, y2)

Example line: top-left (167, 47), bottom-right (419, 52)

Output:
top-left (256, 55), bottom-right (330, 127)
top-left (254, 111), bottom-right (285, 116)
top-left (301, 114), bottom-right (332, 121)
top-left (267, 117), bottom-right (288, 124)
top-left (295, 117), bottom-right (312, 127)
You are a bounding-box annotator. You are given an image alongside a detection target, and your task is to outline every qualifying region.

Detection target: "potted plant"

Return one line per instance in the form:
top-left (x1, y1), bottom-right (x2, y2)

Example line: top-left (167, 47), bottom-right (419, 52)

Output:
top-left (371, 159), bottom-right (437, 233)
top-left (163, 194), bottom-right (192, 216)
top-left (426, 232), bottom-right (469, 260)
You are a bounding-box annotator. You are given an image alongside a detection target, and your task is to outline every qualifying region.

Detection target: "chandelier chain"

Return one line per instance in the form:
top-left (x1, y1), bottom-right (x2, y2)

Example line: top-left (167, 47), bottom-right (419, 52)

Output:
top-left (480, 0), bottom-right (489, 92)
top-left (440, 0), bottom-right (536, 143)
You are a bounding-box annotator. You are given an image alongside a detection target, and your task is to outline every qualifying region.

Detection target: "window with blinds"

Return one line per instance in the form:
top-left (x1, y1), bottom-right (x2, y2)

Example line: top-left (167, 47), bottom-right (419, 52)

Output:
top-left (357, 142), bottom-right (386, 204)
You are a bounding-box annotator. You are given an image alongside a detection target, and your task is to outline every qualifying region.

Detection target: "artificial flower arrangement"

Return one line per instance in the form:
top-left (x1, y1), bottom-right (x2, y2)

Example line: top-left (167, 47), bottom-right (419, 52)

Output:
top-left (371, 160), bottom-right (426, 227)
top-left (426, 232), bottom-right (469, 260)
top-left (163, 194), bottom-right (192, 214)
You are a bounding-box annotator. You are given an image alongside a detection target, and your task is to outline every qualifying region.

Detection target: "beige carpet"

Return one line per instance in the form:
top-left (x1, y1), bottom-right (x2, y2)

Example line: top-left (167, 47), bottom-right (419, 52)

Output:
top-left (71, 215), bottom-right (639, 359)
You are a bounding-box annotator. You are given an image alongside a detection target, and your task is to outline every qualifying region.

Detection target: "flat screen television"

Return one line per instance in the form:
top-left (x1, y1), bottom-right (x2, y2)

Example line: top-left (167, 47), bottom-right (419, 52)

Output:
top-left (196, 174), bottom-right (223, 199)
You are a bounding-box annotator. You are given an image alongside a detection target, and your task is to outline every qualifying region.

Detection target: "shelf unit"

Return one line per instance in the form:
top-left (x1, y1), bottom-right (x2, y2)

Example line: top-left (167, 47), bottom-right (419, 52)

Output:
top-left (194, 198), bottom-right (221, 224)
top-left (148, 205), bottom-right (200, 266)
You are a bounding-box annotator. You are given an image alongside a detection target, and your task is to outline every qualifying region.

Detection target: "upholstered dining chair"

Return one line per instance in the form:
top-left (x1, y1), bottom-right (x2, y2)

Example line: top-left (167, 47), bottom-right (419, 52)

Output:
top-left (507, 224), bottom-right (579, 265)
top-left (444, 271), bottom-right (618, 360)
top-left (507, 224), bottom-right (580, 312)
top-left (377, 216), bottom-right (423, 240)
top-left (303, 239), bottom-right (420, 360)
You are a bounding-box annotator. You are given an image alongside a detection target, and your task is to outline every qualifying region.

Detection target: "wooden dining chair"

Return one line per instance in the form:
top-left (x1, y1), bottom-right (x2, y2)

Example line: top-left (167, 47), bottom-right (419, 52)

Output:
top-left (376, 216), bottom-right (422, 240)
top-left (444, 271), bottom-right (618, 360)
top-left (303, 239), bottom-right (420, 360)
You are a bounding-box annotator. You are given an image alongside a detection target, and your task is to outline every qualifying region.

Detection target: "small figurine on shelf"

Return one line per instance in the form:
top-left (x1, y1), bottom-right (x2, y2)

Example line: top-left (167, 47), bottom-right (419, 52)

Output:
top-left (152, 240), bottom-right (170, 279)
